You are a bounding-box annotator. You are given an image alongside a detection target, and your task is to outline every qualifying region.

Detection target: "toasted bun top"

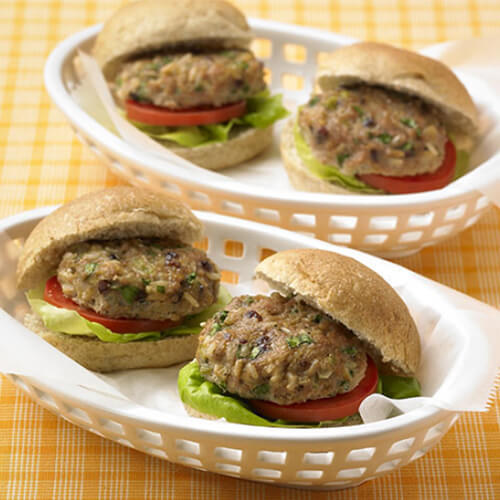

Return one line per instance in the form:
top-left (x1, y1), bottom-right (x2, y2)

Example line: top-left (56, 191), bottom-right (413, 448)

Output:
top-left (255, 249), bottom-right (420, 376)
top-left (94, 0), bottom-right (252, 78)
top-left (17, 186), bottom-right (203, 290)
top-left (316, 42), bottom-right (479, 143)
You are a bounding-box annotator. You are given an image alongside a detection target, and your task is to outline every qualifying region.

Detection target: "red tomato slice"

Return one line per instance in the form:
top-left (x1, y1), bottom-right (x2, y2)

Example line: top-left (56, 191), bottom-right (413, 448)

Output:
top-left (125, 100), bottom-right (246, 126)
top-left (358, 140), bottom-right (456, 194)
top-left (44, 276), bottom-right (180, 334)
top-left (249, 356), bottom-right (378, 422)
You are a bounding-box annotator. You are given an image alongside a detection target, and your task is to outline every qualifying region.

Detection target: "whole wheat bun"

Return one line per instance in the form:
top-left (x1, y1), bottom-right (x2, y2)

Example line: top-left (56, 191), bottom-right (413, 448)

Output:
top-left (255, 249), bottom-right (420, 376)
top-left (168, 125), bottom-right (273, 170)
top-left (94, 0), bottom-right (252, 79)
top-left (17, 186), bottom-right (205, 373)
top-left (24, 313), bottom-right (199, 373)
top-left (17, 186), bottom-right (202, 290)
top-left (280, 119), bottom-right (356, 195)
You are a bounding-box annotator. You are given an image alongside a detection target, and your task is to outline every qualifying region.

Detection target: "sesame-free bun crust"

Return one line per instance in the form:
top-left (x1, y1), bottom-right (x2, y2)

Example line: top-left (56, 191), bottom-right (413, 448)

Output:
top-left (16, 186), bottom-right (203, 290)
top-left (168, 126), bottom-right (273, 170)
top-left (24, 313), bottom-right (199, 373)
top-left (316, 42), bottom-right (478, 141)
top-left (255, 249), bottom-right (420, 376)
top-left (94, 0), bottom-right (252, 78)
top-left (280, 118), bottom-right (357, 194)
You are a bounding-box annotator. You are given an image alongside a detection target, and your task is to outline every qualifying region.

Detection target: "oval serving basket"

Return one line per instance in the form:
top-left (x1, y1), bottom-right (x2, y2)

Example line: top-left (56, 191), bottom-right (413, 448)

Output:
top-left (44, 20), bottom-right (497, 258)
top-left (0, 206), bottom-right (483, 490)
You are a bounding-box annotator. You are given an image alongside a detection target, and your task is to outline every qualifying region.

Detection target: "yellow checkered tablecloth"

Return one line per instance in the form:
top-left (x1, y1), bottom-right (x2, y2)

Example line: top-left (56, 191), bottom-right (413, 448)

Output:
top-left (0, 0), bottom-right (499, 498)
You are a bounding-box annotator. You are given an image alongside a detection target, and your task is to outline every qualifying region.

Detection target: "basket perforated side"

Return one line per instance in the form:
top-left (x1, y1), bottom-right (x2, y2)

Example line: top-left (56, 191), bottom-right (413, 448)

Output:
top-left (7, 374), bottom-right (459, 489)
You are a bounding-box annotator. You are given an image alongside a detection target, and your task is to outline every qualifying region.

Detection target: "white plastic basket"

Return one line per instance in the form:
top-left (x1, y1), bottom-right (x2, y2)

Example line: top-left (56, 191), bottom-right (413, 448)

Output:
top-left (44, 20), bottom-right (497, 258)
top-left (0, 207), bottom-right (470, 490)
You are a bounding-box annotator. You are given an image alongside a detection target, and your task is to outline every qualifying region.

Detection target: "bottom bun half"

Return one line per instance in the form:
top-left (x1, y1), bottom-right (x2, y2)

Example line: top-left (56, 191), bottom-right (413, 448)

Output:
top-left (183, 404), bottom-right (220, 421)
top-left (280, 119), bottom-right (357, 195)
top-left (167, 126), bottom-right (273, 170)
top-left (24, 313), bottom-right (199, 373)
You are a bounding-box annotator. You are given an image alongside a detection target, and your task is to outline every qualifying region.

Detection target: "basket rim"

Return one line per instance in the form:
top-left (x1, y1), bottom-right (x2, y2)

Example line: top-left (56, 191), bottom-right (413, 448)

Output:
top-left (1, 206), bottom-right (453, 444)
top-left (44, 20), bottom-right (490, 211)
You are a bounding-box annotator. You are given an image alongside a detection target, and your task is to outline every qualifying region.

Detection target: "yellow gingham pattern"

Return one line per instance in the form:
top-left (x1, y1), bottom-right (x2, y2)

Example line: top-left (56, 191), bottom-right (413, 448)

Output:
top-left (0, 1), bottom-right (499, 498)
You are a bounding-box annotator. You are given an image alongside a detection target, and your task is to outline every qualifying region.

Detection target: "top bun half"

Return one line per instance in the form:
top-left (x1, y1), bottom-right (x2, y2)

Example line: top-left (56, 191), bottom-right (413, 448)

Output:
top-left (17, 186), bottom-right (203, 290)
top-left (93, 0), bottom-right (252, 78)
top-left (316, 42), bottom-right (479, 150)
top-left (255, 249), bottom-right (420, 376)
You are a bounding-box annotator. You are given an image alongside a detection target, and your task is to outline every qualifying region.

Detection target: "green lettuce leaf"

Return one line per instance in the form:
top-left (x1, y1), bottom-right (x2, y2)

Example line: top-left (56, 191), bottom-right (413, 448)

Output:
top-left (447, 134), bottom-right (470, 181)
top-left (453, 149), bottom-right (470, 181)
top-left (26, 286), bottom-right (231, 344)
top-left (130, 90), bottom-right (289, 148)
top-left (178, 360), bottom-right (282, 426)
top-left (379, 375), bottom-right (421, 399)
top-left (179, 360), bottom-right (421, 427)
top-left (240, 91), bottom-right (290, 128)
top-left (143, 126), bottom-right (211, 147)
top-left (293, 121), bottom-right (383, 194)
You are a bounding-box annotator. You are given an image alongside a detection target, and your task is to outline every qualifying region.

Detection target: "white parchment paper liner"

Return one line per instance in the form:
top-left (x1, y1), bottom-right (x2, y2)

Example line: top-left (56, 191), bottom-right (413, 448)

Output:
top-left (74, 38), bottom-right (500, 205)
top-left (0, 215), bottom-right (499, 425)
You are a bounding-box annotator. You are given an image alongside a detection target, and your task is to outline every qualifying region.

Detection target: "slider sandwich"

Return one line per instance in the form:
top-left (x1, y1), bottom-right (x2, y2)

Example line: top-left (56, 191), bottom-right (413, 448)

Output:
top-left (281, 42), bottom-right (479, 194)
top-left (93, 0), bottom-right (288, 170)
top-left (17, 186), bottom-right (230, 372)
top-left (179, 249), bottom-right (421, 427)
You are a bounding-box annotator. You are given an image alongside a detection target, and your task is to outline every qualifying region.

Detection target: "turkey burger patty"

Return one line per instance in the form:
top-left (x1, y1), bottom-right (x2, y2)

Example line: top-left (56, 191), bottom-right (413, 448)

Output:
top-left (58, 238), bottom-right (220, 321)
top-left (114, 50), bottom-right (265, 110)
top-left (197, 293), bottom-right (367, 405)
top-left (299, 85), bottom-right (448, 177)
